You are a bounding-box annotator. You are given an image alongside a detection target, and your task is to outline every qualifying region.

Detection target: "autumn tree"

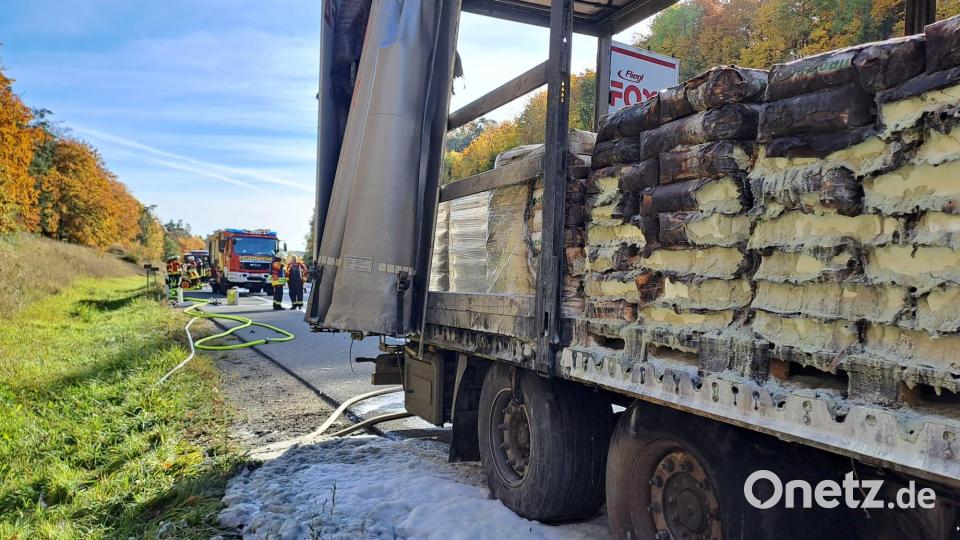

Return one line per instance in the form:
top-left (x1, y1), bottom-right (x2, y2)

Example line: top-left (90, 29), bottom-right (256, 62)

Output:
top-left (445, 70), bottom-right (597, 182)
top-left (637, 0), bottom-right (960, 77)
top-left (163, 220), bottom-right (205, 254)
top-left (138, 205), bottom-right (166, 261)
top-left (0, 71), bottom-right (42, 232)
top-left (448, 119), bottom-right (497, 152)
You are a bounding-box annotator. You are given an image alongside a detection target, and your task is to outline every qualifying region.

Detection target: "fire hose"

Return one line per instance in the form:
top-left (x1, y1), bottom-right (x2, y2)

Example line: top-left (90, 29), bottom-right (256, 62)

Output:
top-left (158, 298), bottom-right (410, 439)
top-left (157, 296), bottom-right (295, 384)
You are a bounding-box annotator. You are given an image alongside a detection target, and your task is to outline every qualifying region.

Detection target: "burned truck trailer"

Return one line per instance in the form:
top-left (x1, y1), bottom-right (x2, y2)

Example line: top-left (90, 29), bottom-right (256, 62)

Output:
top-left (307, 1), bottom-right (960, 538)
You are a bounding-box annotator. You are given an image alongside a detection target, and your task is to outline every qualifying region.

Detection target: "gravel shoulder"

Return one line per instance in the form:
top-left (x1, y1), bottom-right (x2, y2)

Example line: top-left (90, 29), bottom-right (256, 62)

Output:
top-left (215, 348), bottom-right (340, 449)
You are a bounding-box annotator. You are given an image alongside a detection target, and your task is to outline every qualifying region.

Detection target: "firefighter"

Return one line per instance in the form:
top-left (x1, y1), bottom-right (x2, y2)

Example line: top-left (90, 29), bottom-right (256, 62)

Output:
top-left (286, 255), bottom-right (307, 310)
top-left (166, 256), bottom-right (181, 287)
top-left (270, 254), bottom-right (287, 310)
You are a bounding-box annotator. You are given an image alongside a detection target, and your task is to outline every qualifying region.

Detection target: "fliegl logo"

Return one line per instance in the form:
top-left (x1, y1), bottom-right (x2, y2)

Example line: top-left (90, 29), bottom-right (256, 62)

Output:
top-left (617, 69), bottom-right (645, 84)
top-left (744, 470), bottom-right (937, 510)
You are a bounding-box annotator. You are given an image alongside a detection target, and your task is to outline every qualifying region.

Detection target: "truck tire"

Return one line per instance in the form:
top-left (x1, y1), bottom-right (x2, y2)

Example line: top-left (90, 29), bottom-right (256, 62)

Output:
top-left (606, 402), bottom-right (852, 540)
top-left (477, 363), bottom-right (613, 522)
top-left (264, 284), bottom-right (274, 295)
top-left (249, 285), bottom-right (262, 294)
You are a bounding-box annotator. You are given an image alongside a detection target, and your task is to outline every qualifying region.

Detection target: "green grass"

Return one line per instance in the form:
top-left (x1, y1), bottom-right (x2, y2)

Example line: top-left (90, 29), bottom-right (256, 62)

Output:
top-left (0, 233), bottom-right (141, 318)
top-left (0, 276), bottom-right (243, 539)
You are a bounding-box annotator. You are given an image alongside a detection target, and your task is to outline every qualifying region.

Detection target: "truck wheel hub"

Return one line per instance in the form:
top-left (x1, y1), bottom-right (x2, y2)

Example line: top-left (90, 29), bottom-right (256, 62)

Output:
top-left (501, 399), bottom-right (531, 476)
top-left (650, 450), bottom-right (721, 540)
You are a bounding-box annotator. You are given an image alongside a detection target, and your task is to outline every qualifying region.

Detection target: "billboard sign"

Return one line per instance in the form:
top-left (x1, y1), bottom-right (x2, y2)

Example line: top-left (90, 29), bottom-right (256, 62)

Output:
top-left (606, 41), bottom-right (680, 114)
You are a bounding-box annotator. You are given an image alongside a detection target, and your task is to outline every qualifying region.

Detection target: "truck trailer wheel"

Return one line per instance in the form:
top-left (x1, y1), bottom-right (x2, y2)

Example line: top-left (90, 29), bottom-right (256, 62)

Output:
top-left (477, 363), bottom-right (613, 522)
top-left (606, 402), bottom-right (850, 540)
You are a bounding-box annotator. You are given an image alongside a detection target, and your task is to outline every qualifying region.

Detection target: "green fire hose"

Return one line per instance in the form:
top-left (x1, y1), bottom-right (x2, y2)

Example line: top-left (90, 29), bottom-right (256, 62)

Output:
top-left (157, 295), bottom-right (295, 385)
top-left (183, 297), bottom-right (295, 350)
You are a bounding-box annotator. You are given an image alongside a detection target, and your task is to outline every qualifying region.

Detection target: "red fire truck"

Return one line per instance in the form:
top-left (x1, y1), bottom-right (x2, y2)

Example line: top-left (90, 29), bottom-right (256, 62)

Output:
top-left (208, 229), bottom-right (283, 294)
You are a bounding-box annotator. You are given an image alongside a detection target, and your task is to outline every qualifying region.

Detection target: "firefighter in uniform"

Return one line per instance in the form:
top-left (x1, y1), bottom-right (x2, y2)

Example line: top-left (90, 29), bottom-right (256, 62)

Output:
top-left (166, 256), bottom-right (181, 287)
top-left (286, 255), bottom-right (307, 310)
top-left (270, 255), bottom-right (287, 310)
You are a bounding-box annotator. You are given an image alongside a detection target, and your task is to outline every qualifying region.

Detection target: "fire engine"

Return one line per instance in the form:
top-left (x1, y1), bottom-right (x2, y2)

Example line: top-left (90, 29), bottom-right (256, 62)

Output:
top-left (208, 229), bottom-right (283, 294)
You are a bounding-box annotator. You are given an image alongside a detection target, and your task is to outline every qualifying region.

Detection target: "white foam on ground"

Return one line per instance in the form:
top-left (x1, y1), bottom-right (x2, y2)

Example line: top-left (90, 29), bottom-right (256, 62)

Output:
top-left (349, 392), bottom-right (406, 416)
top-left (219, 436), bottom-right (609, 539)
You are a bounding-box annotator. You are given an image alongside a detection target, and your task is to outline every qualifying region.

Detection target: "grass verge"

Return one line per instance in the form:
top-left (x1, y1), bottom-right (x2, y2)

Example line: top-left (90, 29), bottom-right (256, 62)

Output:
top-left (0, 276), bottom-right (242, 539)
top-left (0, 233), bottom-right (141, 318)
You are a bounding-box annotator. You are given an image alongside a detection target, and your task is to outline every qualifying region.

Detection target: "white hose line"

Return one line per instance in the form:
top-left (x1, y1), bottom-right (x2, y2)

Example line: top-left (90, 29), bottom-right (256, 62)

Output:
top-left (156, 315), bottom-right (201, 385)
top-left (303, 386), bottom-right (403, 441)
top-left (251, 386), bottom-right (405, 455)
top-left (330, 412), bottom-right (415, 438)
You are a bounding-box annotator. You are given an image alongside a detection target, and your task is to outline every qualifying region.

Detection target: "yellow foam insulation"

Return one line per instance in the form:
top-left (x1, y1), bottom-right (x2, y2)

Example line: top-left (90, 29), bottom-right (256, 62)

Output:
top-left (584, 275), bottom-right (639, 302)
top-left (591, 201), bottom-right (623, 227)
top-left (587, 223), bottom-right (646, 248)
top-left (915, 126), bottom-right (960, 166)
top-left (640, 306), bottom-right (734, 331)
top-left (640, 247), bottom-right (745, 279)
top-left (755, 251), bottom-right (855, 284)
top-left (694, 176), bottom-right (744, 215)
top-left (748, 211), bottom-right (902, 249)
top-left (752, 281), bottom-right (906, 323)
top-left (865, 324), bottom-right (960, 371)
top-left (913, 212), bottom-right (960, 249)
top-left (752, 311), bottom-right (858, 354)
top-left (683, 214), bottom-right (751, 247)
top-left (588, 247), bottom-right (624, 273)
top-left (658, 277), bottom-right (753, 310)
top-left (880, 83), bottom-right (960, 136)
top-left (593, 175), bottom-right (620, 207)
top-left (865, 160), bottom-right (960, 215)
top-left (916, 286), bottom-right (960, 333)
top-left (866, 245), bottom-right (960, 292)
top-left (752, 137), bottom-right (896, 182)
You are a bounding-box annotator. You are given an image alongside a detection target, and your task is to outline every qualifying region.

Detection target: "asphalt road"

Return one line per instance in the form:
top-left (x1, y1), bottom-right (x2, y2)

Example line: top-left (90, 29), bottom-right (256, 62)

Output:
top-left (183, 285), bottom-right (443, 438)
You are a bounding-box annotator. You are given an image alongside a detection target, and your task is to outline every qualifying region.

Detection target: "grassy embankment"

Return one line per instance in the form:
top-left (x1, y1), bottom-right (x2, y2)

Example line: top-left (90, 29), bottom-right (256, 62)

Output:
top-left (0, 237), bottom-right (242, 538)
top-left (0, 234), bottom-right (141, 318)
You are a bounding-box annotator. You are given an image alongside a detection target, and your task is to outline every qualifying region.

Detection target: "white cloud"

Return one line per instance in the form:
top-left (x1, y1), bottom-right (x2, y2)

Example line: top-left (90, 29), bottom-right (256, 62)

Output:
top-left (75, 125), bottom-right (312, 191)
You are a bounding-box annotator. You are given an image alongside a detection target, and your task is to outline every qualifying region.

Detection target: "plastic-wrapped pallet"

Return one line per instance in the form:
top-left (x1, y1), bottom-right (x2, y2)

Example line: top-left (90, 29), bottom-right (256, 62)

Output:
top-left (431, 129), bottom-right (596, 315)
top-left (447, 192), bottom-right (489, 293)
top-left (429, 201), bottom-right (450, 291)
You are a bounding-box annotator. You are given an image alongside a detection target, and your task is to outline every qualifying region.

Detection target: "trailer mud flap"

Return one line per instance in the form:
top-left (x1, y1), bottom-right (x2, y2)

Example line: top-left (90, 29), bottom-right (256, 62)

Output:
top-left (404, 349), bottom-right (444, 425)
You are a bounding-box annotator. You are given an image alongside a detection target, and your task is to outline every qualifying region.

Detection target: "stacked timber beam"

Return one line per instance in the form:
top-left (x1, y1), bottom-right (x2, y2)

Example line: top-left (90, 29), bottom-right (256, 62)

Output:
top-left (573, 15), bottom-right (960, 409)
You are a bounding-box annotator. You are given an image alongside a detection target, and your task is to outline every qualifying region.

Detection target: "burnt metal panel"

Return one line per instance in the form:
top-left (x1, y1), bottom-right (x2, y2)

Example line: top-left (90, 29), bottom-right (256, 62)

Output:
top-left (905, 0), bottom-right (936, 34)
top-left (594, 34), bottom-right (613, 131)
top-left (460, 0), bottom-right (676, 35)
top-left (438, 153), bottom-right (544, 202)
top-left (412, 0), bottom-right (464, 331)
top-left (533, 0), bottom-right (573, 376)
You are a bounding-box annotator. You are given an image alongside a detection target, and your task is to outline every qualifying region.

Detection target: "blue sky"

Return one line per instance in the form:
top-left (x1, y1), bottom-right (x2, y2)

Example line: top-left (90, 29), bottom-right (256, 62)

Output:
top-left (0, 1), bottom-right (645, 250)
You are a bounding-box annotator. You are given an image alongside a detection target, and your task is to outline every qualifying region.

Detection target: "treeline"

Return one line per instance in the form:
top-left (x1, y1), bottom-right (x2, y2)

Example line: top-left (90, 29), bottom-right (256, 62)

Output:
top-left (0, 68), bottom-right (199, 261)
top-left (638, 0), bottom-right (960, 80)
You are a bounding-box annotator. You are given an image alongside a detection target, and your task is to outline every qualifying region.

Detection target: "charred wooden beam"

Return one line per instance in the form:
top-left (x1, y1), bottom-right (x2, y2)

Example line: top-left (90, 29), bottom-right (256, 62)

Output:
top-left (448, 61), bottom-right (548, 130)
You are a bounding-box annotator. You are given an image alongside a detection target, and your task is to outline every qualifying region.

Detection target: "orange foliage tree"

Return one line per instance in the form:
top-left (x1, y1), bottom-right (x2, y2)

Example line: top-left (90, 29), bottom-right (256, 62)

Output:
top-left (0, 71), bottom-right (43, 233)
top-left (0, 65), bottom-right (180, 262)
top-left (445, 70), bottom-right (597, 182)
